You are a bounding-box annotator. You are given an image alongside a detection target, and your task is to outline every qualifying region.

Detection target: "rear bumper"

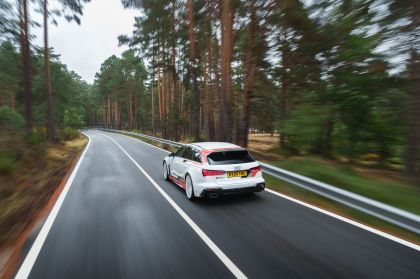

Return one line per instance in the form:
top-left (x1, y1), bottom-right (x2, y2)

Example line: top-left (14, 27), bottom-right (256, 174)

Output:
top-left (199, 183), bottom-right (265, 198)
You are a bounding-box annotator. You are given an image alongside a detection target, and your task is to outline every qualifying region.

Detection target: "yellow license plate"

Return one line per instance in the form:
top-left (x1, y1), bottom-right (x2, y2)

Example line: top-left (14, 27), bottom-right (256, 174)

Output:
top-left (227, 171), bottom-right (247, 178)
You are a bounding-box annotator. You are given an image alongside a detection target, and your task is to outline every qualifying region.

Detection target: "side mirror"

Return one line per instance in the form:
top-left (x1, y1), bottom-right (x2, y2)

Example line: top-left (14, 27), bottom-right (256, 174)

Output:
top-left (169, 152), bottom-right (175, 157)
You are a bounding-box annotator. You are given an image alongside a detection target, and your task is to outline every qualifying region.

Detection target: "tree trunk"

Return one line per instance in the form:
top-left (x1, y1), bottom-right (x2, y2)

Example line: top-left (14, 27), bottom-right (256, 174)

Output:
top-left (43, 0), bottom-right (56, 141)
top-left (202, 51), bottom-right (210, 140)
top-left (219, 0), bottom-right (234, 142)
top-left (107, 94), bottom-right (111, 128)
top-left (279, 33), bottom-right (289, 149)
top-left (152, 56), bottom-right (156, 135)
top-left (180, 83), bottom-right (184, 117)
top-left (405, 50), bottom-right (420, 181)
top-left (102, 97), bottom-right (106, 127)
top-left (322, 118), bottom-right (334, 157)
top-left (171, 43), bottom-right (179, 139)
top-left (206, 32), bottom-right (216, 141)
top-left (141, 87), bottom-right (145, 125)
top-left (10, 86), bottom-right (15, 111)
top-left (213, 36), bottom-right (222, 141)
top-left (187, 0), bottom-right (201, 141)
top-left (114, 99), bottom-right (118, 129)
top-left (158, 62), bottom-right (163, 134)
top-left (134, 92), bottom-right (138, 129)
top-left (238, 1), bottom-right (258, 147)
top-left (128, 86), bottom-right (133, 130)
top-left (163, 69), bottom-right (168, 138)
top-left (19, 0), bottom-right (33, 133)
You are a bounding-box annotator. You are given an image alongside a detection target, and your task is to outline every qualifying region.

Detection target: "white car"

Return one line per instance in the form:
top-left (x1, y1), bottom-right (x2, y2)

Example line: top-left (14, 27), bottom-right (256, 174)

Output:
top-left (162, 142), bottom-right (265, 200)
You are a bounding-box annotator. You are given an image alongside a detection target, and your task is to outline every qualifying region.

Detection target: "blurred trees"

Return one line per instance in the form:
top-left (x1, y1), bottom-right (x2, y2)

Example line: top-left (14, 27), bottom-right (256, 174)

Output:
top-left (102, 0), bottom-right (419, 181)
top-left (0, 40), bottom-right (92, 175)
top-left (1, 0), bottom-right (418, 181)
top-left (18, 0), bottom-right (33, 133)
top-left (39, 0), bottom-right (90, 141)
top-left (0, 40), bottom-right (92, 134)
top-left (378, 0), bottom-right (420, 178)
top-left (0, 0), bottom-right (18, 41)
top-left (0, 0), bottom-right (90, 142)
top-left (93, 50), bottom-right (147, 131)
top-left (0, 41), bottom-right (20, 110)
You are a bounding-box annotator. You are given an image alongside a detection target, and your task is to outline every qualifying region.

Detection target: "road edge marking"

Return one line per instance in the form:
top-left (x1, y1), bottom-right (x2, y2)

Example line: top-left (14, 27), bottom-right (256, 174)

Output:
top-left (14, 132), bottom-right (92, 279)
top-left (266, 189), bottom-right (420, 251)
top-left (101, 133), bottom-right (247, 279)
top-left (102, 130), bottom-right (420, 252)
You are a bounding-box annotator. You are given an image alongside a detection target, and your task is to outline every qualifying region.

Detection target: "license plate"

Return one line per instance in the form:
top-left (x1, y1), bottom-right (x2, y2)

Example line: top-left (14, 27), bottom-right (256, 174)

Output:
top-left (227, 171), bottom-right (247, 178)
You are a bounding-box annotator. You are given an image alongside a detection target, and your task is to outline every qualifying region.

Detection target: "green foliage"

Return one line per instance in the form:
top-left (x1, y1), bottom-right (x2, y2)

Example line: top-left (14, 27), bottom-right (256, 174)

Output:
top-left (109, 0), bottom-right (418, 174)
top-left (0, 0), bottom-right (18, 42)
top-left (64, 108), bottom-right (84, 128)
top-left (0, 149), bottom-right (15, 174)
top-left (1, 0), bottom-right (417, 180)
top-left (0, 41), bottom-right (20, 100)
top-left (27, 128), bottom-right (47, 145)
top-left (282, 101), bottom-right (329, 153)
top-left (60, 127), bottom-right (80, 141)
top-left (31, 48), bottom-right (93, 130)
top-left (0, 106), bottom-right (25, 130)
top-left (0, 40), bottom-right (95, 137)
top-left (93, 50), bottom-right (147, 130)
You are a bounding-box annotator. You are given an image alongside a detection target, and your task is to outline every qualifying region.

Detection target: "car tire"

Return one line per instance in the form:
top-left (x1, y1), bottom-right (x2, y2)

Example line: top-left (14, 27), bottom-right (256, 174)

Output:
top-left (163, 162), bottom-right (170, 181)
top-left (185, 175), bottom-right (195, 201)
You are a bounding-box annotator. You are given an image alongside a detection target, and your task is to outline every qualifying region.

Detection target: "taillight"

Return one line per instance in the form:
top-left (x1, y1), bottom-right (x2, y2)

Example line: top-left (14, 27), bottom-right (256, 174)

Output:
top-left (249, 166), bottom-right (262, 176)
top-left (202, 169), bottom-right (225, 176)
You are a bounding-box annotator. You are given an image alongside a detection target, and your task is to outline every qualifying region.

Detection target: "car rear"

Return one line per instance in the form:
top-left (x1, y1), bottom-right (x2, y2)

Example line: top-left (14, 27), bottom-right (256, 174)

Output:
top-left (195, 148), bottom-right (265, 198)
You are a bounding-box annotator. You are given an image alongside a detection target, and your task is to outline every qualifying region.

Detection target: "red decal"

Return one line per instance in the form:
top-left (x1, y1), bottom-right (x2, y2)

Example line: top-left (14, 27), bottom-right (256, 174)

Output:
top-left (169, 175), bottom-right (186, 189)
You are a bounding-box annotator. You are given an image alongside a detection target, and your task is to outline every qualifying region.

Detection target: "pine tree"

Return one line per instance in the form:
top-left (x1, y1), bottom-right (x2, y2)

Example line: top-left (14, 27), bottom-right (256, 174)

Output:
top-left (40, 0), bottom-right (90, 141)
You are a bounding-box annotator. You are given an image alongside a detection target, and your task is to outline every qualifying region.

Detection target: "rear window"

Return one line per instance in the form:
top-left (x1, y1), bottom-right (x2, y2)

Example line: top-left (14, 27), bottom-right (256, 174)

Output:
top-left (207, 150), bottom-right (255, 165)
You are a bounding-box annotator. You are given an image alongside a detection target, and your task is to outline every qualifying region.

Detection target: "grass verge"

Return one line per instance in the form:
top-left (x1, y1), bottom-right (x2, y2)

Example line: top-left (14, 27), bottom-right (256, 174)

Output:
top-left (0, 135), bottom-right (87, 252)
top-left (248, 133), bottom-right (420, 215)
top-left (265, 157), bottom-right (420, 215)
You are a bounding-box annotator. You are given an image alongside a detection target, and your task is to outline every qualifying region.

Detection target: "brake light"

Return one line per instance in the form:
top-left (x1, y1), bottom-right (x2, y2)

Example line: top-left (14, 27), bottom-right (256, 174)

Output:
top-left (202, 169), bottom-right (225, 176)
top-left (249, 166), bottom-right (262, 176)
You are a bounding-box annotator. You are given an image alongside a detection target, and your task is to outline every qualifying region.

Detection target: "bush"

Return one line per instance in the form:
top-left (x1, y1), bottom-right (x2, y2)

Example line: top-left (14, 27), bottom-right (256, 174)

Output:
top-left (60, 127), bottom-right (80, 141)
top-left (0, 149), bottom-right (16, 174)
top-left (27, 127), bottom-right (47, 145)
top-left (63, 109), bottom-right (84, 128)
top-left (0, 106), bottom-right (25, 132)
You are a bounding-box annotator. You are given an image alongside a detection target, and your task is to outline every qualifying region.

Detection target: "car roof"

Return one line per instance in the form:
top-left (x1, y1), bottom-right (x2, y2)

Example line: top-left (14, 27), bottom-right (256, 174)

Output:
top-left (188, 142), bottom-right (243, 150)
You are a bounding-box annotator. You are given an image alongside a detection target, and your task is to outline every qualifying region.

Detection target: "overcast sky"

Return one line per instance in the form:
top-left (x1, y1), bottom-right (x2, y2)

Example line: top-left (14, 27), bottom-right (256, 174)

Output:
top-left (32, 0), bottom-right (138, 84)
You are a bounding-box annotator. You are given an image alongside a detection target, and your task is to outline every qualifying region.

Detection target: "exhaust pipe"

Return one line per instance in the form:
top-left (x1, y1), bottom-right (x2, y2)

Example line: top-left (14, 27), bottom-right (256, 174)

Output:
top-left (256, 183), bottom-right (265, 191)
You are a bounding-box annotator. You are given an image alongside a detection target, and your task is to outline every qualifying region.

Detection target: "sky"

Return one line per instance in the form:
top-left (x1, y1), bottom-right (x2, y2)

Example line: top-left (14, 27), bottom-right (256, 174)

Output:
top-left (32, 0), bottom-right (138, 84)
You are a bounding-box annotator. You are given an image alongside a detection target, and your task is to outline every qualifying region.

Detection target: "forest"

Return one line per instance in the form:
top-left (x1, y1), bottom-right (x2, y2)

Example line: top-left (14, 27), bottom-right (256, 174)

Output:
top-left (1, 0), bottom-right (91, 174)
top-left (93, 0), bottom-right (420, 183)
top-left (1, 0), bottom-right (419, 183)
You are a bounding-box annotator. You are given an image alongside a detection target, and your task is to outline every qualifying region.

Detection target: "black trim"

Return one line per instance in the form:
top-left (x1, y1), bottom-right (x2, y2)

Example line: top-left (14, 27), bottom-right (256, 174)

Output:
top-left (200, 183), bottom-right (265, 198)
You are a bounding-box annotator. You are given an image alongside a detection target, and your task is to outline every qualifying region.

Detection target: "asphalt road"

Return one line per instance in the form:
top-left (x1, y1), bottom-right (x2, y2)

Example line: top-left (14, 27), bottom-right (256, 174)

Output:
top-left (17, 130), bottom-right (420, 279)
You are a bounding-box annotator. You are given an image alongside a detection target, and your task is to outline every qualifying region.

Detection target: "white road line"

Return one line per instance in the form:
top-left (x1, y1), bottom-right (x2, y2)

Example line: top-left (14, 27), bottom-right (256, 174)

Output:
top-left (100, 130), bottom-right (420, 252)
top-left (266, 189), bottom-right (420, 251)
top-left (100, 133), bottom-right (247, 279)
top-left (15, 132), bottom-right (92, 279)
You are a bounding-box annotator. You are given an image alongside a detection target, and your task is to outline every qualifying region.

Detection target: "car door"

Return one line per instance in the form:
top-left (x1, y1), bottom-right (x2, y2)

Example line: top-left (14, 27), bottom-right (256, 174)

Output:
top-left (178, 146), bottom-right (193, 179)
top-left (170, 146), bottom-right (185, 178)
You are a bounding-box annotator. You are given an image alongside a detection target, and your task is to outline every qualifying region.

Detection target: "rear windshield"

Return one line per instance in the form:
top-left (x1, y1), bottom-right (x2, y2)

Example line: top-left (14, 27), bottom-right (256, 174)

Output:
top-left (207, 150), bottom-right (255, 165)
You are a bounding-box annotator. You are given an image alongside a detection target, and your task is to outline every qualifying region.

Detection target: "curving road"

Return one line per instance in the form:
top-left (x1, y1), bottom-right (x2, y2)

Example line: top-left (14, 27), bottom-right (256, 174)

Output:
top-left (15, 130), bottom-right (420, 278)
